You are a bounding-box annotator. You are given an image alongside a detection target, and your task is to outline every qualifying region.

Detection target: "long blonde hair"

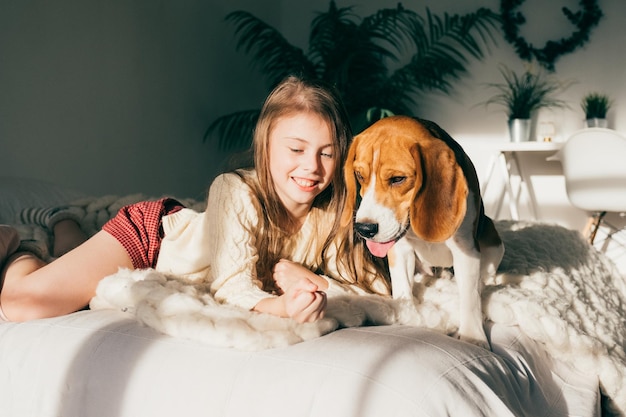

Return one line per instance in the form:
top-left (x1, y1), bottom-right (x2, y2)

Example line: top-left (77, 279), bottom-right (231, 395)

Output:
top-left (236, 75), bottom-right (389, 294)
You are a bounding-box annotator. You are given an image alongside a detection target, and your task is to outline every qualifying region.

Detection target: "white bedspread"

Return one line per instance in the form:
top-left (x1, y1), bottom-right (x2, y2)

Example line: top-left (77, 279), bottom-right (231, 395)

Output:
top-left (89, 220), bottom-right (626, 416)
top-left (0, 310), bottom-right (599, 417)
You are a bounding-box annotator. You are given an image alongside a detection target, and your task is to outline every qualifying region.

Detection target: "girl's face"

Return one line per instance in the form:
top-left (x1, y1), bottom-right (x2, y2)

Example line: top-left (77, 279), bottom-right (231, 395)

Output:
top-left (268, 112), bottom-right (336, 221)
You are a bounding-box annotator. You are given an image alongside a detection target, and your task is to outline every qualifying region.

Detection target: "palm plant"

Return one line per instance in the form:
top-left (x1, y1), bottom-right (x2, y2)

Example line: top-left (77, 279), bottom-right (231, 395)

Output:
top-left (205, 1), bottom-right (500, 150)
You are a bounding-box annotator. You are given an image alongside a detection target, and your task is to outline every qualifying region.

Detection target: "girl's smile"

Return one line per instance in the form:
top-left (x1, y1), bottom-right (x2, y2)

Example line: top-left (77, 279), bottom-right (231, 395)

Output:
top-left (292, 177), bottom-right (319, 190)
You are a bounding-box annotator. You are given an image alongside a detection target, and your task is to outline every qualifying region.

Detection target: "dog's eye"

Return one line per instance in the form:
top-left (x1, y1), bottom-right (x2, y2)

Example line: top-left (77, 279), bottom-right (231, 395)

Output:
top-left (389, 176), bottom-right (406, 186)
top-left (355, 171), bottom-right (364, 182)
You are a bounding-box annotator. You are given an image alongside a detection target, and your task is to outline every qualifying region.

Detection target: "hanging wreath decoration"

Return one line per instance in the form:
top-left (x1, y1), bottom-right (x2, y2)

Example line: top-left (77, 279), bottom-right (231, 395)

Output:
top-left (500, 0), bottom-right (603, 71)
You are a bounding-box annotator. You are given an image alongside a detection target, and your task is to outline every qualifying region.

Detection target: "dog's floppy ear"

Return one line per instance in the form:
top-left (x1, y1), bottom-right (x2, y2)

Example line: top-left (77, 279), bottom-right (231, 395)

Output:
top-left (341, 136), bottom-right (359, 228)
top-left (410, 140), bottom-right (468, 242)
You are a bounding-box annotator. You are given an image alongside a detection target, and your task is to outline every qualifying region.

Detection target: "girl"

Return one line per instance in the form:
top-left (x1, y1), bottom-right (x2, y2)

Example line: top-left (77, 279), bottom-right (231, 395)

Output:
top-left (0, 75), bottom-right (389, 323)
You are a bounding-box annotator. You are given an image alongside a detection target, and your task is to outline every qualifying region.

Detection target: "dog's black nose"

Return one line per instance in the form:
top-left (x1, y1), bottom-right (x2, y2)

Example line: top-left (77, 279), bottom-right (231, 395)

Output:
top-left (355, 222), bottom-right (378, 239)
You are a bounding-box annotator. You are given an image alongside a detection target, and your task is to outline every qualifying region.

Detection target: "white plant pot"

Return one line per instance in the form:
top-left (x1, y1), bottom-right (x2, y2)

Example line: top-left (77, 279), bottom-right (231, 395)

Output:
top-left (508, 118), bottom-right (532, 142)
top-left (585, 118), bottom-right (608, 128)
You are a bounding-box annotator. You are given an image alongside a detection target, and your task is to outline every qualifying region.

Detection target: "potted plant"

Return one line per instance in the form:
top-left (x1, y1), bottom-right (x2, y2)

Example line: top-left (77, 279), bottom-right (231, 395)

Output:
top-left (483, 65), bottom-right (570, 142)
top-left (205, 1), bottom-right (500, 150)
top-left (581, 92), bottom-right (612, 128)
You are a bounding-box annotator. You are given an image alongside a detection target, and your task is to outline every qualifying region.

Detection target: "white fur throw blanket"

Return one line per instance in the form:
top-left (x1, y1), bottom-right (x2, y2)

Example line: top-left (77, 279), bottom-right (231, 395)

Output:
top-left (15, 195), bottom-right (626, 415)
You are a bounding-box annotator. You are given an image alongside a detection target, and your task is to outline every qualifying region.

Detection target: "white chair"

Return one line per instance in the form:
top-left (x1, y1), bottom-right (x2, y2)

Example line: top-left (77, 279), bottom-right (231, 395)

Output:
top-left (549, 128), bottom-right (626, 244)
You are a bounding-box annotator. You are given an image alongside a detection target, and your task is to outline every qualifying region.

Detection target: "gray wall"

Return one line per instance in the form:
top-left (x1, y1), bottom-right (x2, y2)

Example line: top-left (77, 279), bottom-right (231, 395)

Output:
top-left (1, 0), bottom-right (625, 201)
top-left (0, 0), bottom-right (273, 199)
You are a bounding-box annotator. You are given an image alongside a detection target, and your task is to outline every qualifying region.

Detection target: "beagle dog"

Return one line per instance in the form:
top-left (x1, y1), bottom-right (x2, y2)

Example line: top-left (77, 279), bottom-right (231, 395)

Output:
top-left (342, 115), bottom-right (504, 348)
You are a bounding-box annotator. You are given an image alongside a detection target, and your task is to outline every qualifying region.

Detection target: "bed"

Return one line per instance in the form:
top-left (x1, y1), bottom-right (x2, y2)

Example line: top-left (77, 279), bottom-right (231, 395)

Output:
top-left (1, 177), bottom-right (625, 417)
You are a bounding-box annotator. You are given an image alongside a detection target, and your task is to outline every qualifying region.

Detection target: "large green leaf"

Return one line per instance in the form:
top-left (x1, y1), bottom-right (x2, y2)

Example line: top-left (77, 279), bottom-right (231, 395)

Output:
top-left (226, 11), bottom-right (317, 85)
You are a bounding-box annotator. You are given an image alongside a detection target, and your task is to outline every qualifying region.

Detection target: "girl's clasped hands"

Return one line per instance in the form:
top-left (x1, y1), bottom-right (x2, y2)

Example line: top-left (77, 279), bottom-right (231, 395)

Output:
top-left (272, 259), bottom-right (327, 323)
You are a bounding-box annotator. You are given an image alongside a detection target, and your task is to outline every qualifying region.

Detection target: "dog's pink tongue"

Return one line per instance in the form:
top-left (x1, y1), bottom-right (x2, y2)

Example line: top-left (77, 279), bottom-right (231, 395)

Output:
top-left (366, 240), bottom-right (396, 258)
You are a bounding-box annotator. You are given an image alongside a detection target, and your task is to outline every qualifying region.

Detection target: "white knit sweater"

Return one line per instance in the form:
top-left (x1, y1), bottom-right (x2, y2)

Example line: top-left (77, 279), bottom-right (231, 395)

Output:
top-left (155, 171), bottom-right (373, 311)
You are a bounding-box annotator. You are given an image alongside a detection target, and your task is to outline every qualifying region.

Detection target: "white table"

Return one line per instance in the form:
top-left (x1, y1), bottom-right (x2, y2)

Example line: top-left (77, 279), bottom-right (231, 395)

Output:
top-left (482, 141), bottom-right (563, 220)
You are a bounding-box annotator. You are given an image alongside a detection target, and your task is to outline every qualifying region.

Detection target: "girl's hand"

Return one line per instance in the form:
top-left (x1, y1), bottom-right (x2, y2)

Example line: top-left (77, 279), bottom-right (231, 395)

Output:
top-left (281, 284), bottom-right (327, 323)
top-left (253, 286), bottom-right (326, 323)
top-left (271, 259), bottom-right (328, 322)
top-left (273, 259), bottom-right (329, 293)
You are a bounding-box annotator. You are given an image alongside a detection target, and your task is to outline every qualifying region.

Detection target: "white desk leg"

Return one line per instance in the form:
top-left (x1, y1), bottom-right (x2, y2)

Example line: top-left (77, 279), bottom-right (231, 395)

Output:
top-left (481, 153), bottom-right (498, 195)
top-left (481, 152), bottom-right (505, 218)
top-left (505, 152), bottom-right (526, 218)
top-left (498, 152), bottom-right (519, 220)
top-left (510, 152), bottom-right (538, 220)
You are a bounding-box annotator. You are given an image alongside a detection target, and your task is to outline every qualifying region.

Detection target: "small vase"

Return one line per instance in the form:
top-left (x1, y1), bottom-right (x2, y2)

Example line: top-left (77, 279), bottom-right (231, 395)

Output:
top-left (585, 118), bottom-right (608, 128)
top-left (508, 118), bottom-right (532, 142)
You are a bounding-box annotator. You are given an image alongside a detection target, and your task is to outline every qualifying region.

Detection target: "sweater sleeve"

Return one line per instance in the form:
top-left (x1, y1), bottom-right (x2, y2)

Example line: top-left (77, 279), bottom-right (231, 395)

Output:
top-left (205, 173), bottom-right (275, 310)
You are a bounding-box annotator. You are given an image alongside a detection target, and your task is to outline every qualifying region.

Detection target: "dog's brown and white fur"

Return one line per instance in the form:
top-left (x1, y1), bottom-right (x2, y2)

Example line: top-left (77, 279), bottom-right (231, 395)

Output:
top-left (342, 116), bottom-right (504, 348)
